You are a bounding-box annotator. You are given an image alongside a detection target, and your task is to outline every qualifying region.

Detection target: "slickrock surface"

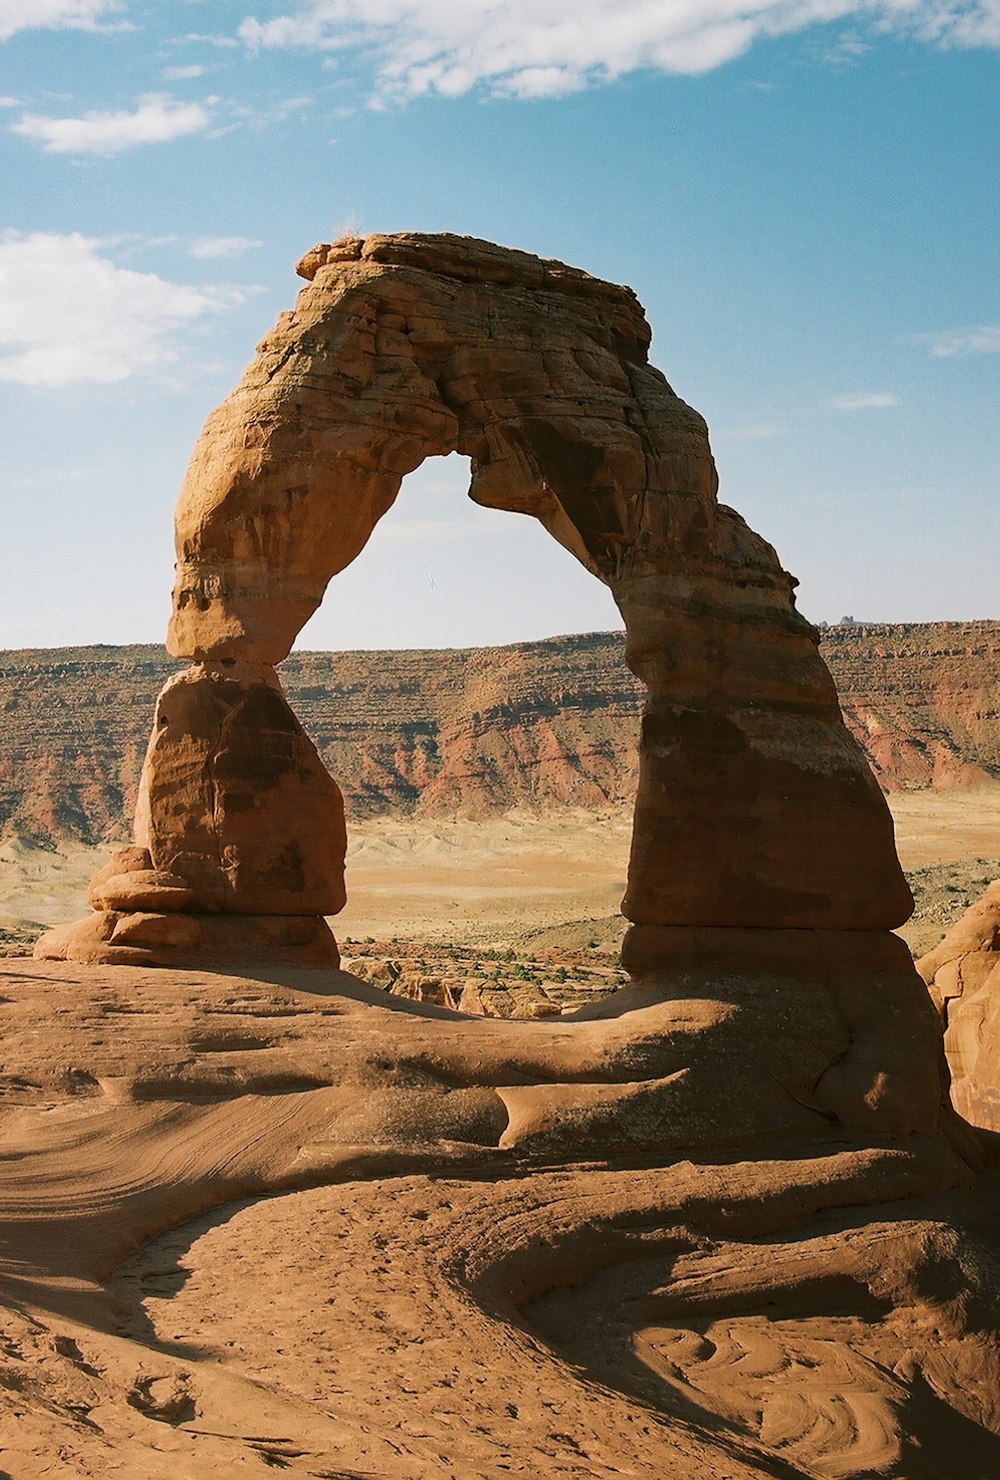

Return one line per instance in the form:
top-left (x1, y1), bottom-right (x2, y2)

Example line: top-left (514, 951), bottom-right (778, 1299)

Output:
top-left (1, 623), bottom-right (996, 850)
top-left (1, 956), bottom-right (998, 1478)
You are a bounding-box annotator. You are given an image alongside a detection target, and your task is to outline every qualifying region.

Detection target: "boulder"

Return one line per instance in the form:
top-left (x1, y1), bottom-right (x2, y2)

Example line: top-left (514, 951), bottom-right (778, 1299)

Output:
top-left (918, 880), bottom-right (1000, 1131)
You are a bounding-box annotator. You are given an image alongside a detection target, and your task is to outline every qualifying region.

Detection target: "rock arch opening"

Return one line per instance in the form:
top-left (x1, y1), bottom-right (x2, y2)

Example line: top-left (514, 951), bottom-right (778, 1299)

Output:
top-left (39, 232), bottom-right (912, 973)
top-left (291, 450), bottom-right (621, 654)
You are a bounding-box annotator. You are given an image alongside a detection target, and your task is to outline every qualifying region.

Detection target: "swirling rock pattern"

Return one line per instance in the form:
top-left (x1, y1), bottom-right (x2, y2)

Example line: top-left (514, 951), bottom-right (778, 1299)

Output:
top-left (0, 958), bottom-right (997, 1477)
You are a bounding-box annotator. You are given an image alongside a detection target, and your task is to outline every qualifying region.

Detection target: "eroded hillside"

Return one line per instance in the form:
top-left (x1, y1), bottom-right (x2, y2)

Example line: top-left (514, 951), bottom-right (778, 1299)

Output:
top-left (0, 621), bottom-right (996, 846)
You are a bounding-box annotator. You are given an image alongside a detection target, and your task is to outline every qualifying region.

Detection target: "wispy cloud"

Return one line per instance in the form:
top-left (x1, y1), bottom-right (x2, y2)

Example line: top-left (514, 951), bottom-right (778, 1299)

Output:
top-left (0, 230), bottom-right (257, 386)
top-left (11, 93), bottom-right (213, 155)
top-left (229, 93), bottom-right (313, 127)
top-left (189, 235), bottom-right (262, 259)
top-left (237, 2), bottom-right (1000, 103)
top-left (825, 392), bottom-right (900, 410)
top-left (177, 32), bottom-right (240, 50)
top-left (924, 324), bottom-right (1000, 356)
top-left (0, 0), bottom-right (125, 42)
top-left (819, 29), bottom-right (870, 67)
top-left (162, 64), bottom-right (207, 81)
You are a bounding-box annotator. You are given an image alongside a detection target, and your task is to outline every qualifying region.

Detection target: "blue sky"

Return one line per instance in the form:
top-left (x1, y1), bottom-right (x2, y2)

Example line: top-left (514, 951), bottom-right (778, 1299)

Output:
top-left (2, 1), bottom-right (997, 650)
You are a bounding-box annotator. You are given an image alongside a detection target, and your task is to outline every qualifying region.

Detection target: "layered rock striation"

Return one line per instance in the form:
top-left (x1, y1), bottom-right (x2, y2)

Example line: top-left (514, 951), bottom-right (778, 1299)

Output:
top-left (3, 622), bottom-right (997, 848)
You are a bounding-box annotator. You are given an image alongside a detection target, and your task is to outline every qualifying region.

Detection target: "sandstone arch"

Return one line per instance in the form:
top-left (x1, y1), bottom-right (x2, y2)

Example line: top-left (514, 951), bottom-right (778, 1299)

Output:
top-left (27, 237), bottom-right (1000, 1474)
top-left (40, 231), bottom-right (911, 968)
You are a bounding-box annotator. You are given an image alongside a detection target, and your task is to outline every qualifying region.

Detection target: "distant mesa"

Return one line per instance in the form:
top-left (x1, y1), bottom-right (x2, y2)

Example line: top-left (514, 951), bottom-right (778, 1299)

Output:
top-left (2, 623), bottom-right (997, 854)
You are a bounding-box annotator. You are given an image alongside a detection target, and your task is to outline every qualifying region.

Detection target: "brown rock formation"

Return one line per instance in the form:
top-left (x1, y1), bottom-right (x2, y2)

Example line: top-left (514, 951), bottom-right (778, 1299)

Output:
top-left (159, 232), bottom-right (907, 942)
top-left (11, 235), bottom-right (1000, 1476)
top-left (3, 624), bottom-right (998, 848)
top-left (132, 665), bottom-right (346, 916)
top-left (919, 879), bottom-right (1000, 1131)
top-left (36, 232), bottom-right (922, 1141)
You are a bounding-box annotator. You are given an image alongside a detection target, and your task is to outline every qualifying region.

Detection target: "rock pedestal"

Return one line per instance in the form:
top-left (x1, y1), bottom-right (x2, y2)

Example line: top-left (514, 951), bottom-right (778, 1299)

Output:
top-left (35, 665), bottom-right (345, 969)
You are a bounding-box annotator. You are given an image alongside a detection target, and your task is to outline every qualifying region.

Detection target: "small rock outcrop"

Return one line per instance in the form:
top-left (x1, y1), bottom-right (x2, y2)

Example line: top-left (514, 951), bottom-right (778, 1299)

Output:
top-left (919, 880), bottom-right (1000, 1131)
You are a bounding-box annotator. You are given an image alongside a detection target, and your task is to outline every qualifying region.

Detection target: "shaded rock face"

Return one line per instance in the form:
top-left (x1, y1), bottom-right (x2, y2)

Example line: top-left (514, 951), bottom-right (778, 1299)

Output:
top-left (165, 231), bottom-right (907, 941)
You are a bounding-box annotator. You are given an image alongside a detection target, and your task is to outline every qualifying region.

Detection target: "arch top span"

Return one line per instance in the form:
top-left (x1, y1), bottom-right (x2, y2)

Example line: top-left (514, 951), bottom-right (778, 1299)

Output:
top-left (168, 231), bottom-right (723, 667)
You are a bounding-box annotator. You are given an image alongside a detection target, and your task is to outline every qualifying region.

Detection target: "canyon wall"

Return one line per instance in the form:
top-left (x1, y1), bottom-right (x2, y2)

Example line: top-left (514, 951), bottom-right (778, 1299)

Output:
top-left (1, 620), bottom-right (997, 847)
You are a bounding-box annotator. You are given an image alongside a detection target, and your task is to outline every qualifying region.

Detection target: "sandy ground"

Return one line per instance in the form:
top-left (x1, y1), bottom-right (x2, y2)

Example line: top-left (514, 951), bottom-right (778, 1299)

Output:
top-left (888, 789), bottom-right (1000, 871)
top-left (3, 792), bottom-right (998, 949)
top-left (0, 807), bottom-right (632, 944)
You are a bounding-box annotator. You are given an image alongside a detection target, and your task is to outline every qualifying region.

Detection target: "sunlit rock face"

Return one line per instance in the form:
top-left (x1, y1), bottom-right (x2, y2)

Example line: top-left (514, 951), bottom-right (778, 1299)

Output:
top-left (158, 230), bottom-right (910, 942)
top-left (132, 664), bottom-right (346, 918)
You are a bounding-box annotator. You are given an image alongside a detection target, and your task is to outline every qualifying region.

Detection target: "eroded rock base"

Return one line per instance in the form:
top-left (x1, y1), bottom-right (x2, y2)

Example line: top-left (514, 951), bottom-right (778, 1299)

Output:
top-left (34, 910), bottom-right (339, 968)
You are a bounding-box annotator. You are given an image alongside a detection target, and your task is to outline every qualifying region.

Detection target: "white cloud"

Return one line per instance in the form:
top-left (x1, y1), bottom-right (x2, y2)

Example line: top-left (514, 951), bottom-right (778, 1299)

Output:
top-left (229, 92), bottom-right (313, 126)
top-left (925, 324), bottom-right (1000, 356)
top-left (189, 235), bottom-right (262, 258)
top-left (826, 392), bottom-right (899, 410)
top-left (0, 0), bottom-right (124, 42)
top-left (236, 2), bottom-right (1000, 102)
top-left (162, 64), bottom-right (207, 80)
top-left (0, 230), bottom-right (255, 387)
top-left (11, 94), bottom-right (212, 155)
